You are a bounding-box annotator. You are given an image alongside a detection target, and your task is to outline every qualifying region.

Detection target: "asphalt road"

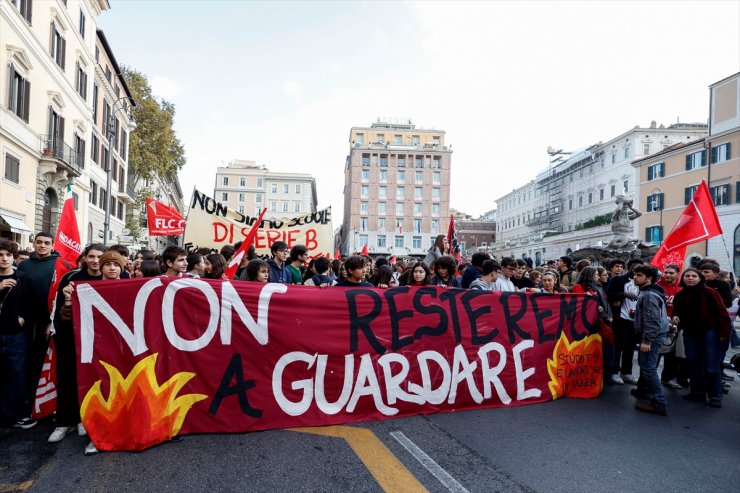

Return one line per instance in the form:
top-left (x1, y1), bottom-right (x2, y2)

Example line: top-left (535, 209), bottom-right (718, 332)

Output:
top-left (2, 375), bottom-right (739, 493)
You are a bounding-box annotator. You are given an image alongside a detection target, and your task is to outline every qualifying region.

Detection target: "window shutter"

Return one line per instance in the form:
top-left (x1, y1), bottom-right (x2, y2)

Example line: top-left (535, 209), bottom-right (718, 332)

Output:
top-left (59, 116), bottom-right (65, 141)
top-left (659, 162), bottom-right (664, 177)
top-left (645, 227), bottom-right (650, 242)
top-left (685, 154), bottom-right (691, 171)
top-left (26, 0), bottom-right (33, 24)
top-left (47, 106), bottom-right (53, 138)
top-left (60, 37), bottom-right (66, 70)
top-left (711, 146), bottom-right (718, 164)
top-left (726, 143), bottom-right (731, 160)
top-left (659, 193), bottom-right (664, 210)
top-left (81, 139), bottom-right (86, 169)
top-left (647, 166), bottom-right (653, 181)
top-left (49, 22), bottom-right (54, 58)
top-left (75, 61), bottom-right (80, 90)
top-left (7, 64), bottom-right (15, 108)
top-left (684, 187), bottom-right (690, 205)
top-left (22, 80), bottom-right (30, 122)
top-left (701, 150), bottom-right (706, 166)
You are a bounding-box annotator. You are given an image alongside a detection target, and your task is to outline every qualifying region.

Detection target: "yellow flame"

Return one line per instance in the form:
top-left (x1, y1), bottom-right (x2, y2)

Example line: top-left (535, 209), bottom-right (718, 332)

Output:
top-left (547, 331), bottom-right (602, 399)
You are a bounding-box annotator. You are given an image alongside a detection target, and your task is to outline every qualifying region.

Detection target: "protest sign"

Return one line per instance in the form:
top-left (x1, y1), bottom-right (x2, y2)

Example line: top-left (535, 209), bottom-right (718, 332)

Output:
top-left (73, 279), bottom-right (602, 451)
top-left (183, 189), bottom-right (333, 258)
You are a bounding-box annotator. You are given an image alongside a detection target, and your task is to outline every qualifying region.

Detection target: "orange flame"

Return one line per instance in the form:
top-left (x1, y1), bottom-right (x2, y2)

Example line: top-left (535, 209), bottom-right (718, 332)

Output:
top-left (80, 353), bottom-right (207, 451)
top-left (547, 332), bottom-right (603, 399)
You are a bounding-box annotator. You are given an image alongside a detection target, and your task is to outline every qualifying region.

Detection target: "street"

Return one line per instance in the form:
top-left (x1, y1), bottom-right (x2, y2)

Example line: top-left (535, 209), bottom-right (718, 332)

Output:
top-left (2, 369), bottom-right (738, 493)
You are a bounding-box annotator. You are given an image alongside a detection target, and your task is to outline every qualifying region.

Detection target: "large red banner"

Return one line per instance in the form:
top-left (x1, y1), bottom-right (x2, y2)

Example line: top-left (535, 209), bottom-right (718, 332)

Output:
top-left (73, 279), bottom-right (603, 451)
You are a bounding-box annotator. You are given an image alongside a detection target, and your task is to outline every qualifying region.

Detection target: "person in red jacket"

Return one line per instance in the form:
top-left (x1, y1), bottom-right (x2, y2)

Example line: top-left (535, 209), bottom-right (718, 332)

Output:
top-left (657, 264), bottom-right (682, 388)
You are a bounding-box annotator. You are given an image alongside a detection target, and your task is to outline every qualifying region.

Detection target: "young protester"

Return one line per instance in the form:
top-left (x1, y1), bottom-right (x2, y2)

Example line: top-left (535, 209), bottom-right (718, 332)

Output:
top-left (461, 252), bottom-right (489, 289)
top-left (557, 255), bottom-right (575, 290)
top-left (287, 244), bottom-right (308, 285)
top-left (606, 258), bottom-right (643, 385)
top-left (48, 244), bottom-right (106, 445)
top-left (469, 260), bottom-right (500, 291)
top-left (631, 265), bottom-right (669, 416)
top-left (656, 264), bottom-right (683, 389)
top-left (186, 253), bottom-right (206, 278)
top-left (302, 258), bottom-right (317, 284)
top-left (303, 256), bottom-right (336, 287)
top-left (107, 245), bottom-right (131, 278)
top-left (423, 234), bottom-right (449, 266)
top-left (242, 259), bottom-right (270, 283)
top-left (267, 241), bottom-right (292, 284)
top-left (597, 267), bottom-right (609, 286)
top-left (330, 259), bottom-right (343, 282)
top-left (430, 256), bottom-right (462, 288)
top-left (219, 244), bottom-right (236, 264)
top-left (607, 259), bottom-right (625, 281)
top-left (526, 271), bottom-right (559, 294)
top-left (494, 257), bottom-right (518, 292)
top-left (370, 264), bottom-right (395, 289)
top-left (334, 256), bottom-right (372, 287)
top-left (529, 270), bottom-right (543, 288)
top-left (203, 253), bottom-right (227, 280)
top-left (392, 259), bottom-right (407, 286)
top-left (161, 246), bottom-right (188, 278)
top-left (136, 260), bottom-right (161, 278)
top-left (511, 259), bottom-right (534, 289)
top-left (408, 262), bottom-right (431, 287)
top-left (672, 268), bottom-right (731, 408)
top-left (0, 239), bottom-right (34, 428)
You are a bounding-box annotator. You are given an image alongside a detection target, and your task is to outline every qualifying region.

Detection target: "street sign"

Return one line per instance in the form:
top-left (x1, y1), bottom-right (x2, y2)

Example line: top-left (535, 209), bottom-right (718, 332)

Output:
top-left (121, 228), bottom-right (131, 235)
top-left (118, 235), bottom-right (134, 244)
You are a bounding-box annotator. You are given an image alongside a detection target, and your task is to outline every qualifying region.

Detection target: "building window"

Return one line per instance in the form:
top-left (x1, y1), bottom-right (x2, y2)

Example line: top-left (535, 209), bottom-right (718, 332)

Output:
top-left (623, 147), bottom-right (629, 158)
top-left (433, 172), bottom-right (440, 184)
top-left (395, 235), bottom-right (404, 248)
top-left (412, 236), bottom-right (422, 249)
top-left (360, 201), bottom-right (368, 213)
top-left (221, 192), bottom-right (228, 201)
top-left (376, 134), bottom-right (385, 143)
top-left (283, 184), bottom-right (289, 193)
top-left (611, 154), bottom-right (616, 164)
top-left (643, 143), bottom-right (650, 155)
top-left (397, 170), bottom-right (405, 182)
top-left (379, 186), bottom-right (386, 198)
top-left (711, 184), bottom-right (730, 206)
top-left (645, 226), bottom-right (663, 244)
top-left (91, 83), bottom-right (99, 123)
top-left (223, 176), bottom-right (229, 186)
top-left (377, 235), bottom-right (386, 248)
top-left (240, 177), bottom-right (246, 187)
top-left (281, 201), bottom-right (288, 212)
top-left (91, 133), bottom-right (99, 163)
top-left (237, 205), bottom-right (244, 214)
top-left (432, 157), bottom-right (440, 169)
top-left (415, 156), bottom-right (423, 168)
top-left (360, 217), bottom-right (368, 231)
top-left (711, 143), bottom-right (731, 164)
top-left (568, 199), bottom-right (573, 210)
top-left (431, 219), bottom-right (439, 234)
top-left (238, 193), bottom-right (245, 202)
top-left (396, 203), bottom-right (404, 214)
top-left (394, 135), bottom-right (402, 145)
top-left (684, 185), bottom-right (699, 205)
top-left (50, 23), bottom-right (66, 69)
top-left (362, 169), bottom-right (369, 181)
top-left (14, 0), bottom-right (32, 24)
top-left (7, 65), bottom-right (31, 122)
top-left (414, 203), bottom-right (422, 215)
top-left (413, 219), bottom-right (421, 233)
top-left (271, 183), bottom-right (277, 193)
top-left (4, 154), bottom-right (20, 184)
top-left (356, 133), bottom-right (364, 144)
top-left (397, 186), bottom-right (405, 198)
top-left (120, 130), bottom-right (127, 160)
top-left (579, 196), bottom-right (583, 207)
top-left (623, 180), bottom-right (629, 193)
top-left (380, 169), bottom-right (387, 182)
top-left (295, 184), bottom-right (301, 194)
top-left (432, 188), bottom-right (440, 199)
top-left (99, 187), bottom-right (106, 210)
top-left (414, 187), bottom-right (422, 198)
top-left (379, 155), bottom-right (388, 167)
top-left (79, 9), bottom-right (86, 38)
top-left (432, 203), bottom-right (440, 215)
top-left (415, 171), bottom-right (423, 182)
top-left (647, 162), bottom-right (664, 180)
top-left (685, 150), bottom-right (706, 170)
top-left (647, 193), bottom-right (664, 212)
top-left (599, 188), bottom-right (604, 201)
top-left (362, 185), bottom-right (369, 197)
top-left (610, 184), bottom-right (616, 197)
top-left (588, 192), bottom-right (593, 204)
top-left (72, 191), bottom-right (79, 211)
top-left (397, 156), bottom-right (405, 167)
top-left (256, 178), bottom-right (263, 188)
top-left (90, 181), bottom-right (97, 204)
top-left (378, 202), bottom-right (386, 215)
top-left (74, 134), bottom-right (85, 169)
top-left (256, 194), bottom-right (263, 204)
top-left (75, 62), bottom-right (87, 100)
top-left (411, 135), bottom-right (419, 145)
top-left (269, 200), bottom-right (277, 212)
top-left (362, 154), bottom-right (370, 166)
top-left (378, 217), bottom-right (386, 230)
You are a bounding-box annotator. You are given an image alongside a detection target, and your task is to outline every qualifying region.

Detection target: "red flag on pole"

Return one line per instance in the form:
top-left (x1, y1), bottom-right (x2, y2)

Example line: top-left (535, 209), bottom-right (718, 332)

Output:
top-left (146, 198), bottom-right (185, 236)
top-left (223, 208), bottom-right (267, 280)
top-left (651, 180), bottom-right (722, 271)
top-left (361, 244), bottom-right (368, 256)
top-left (54, 183), bottom-right (82, 265)
top-left (334, 249), bottom-right (341, 260)
top-left (447, 214), bottom-right (461, 260)
top-left (32, 339), bottom-right (57, 419)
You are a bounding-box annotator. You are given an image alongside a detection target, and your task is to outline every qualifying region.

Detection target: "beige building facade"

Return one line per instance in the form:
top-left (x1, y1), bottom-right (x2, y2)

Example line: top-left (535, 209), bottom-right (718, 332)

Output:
top-left (341, 120), bottom-right (452, 257)
top-left (634, 72), bottom-right (740, 273)
top-left (213, 160), bottom-right (317, 218)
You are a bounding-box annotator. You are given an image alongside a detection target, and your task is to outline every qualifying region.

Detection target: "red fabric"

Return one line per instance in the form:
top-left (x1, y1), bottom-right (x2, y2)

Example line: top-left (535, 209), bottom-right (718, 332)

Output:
top-left (47, 257), bottom-right (72, 313)
top-left (54, 184), bottom-right (82, 265)
top-left (651, 181), bottom-right (722, 271)
top-left (224, 208), bottom-right (267, 280)
top-left (32, 339), bottom-right (57, 419)
top-left (73, 279), bottom-right (602, 451)
top-left (335, 249), bottom-right (341, 260)
top-left (656, 279), bottom-right (682, 318)
top-left (447, 215), bottom-right (461, 260)
top-left (146, 198), bottom-right (185, 236)
top-left (360, 244), bottom-right (368, 255)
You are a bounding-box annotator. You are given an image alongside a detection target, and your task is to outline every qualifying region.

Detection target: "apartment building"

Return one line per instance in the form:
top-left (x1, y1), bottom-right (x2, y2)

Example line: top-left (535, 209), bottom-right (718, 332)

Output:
top-left (213, 160), bottom-right (317, 218)
top-left (633, 72), bottom-right (740, 272)
top-left (1, 0), bottom-right (134, 247)
top-left (340, 120), bottom-right (452, 257)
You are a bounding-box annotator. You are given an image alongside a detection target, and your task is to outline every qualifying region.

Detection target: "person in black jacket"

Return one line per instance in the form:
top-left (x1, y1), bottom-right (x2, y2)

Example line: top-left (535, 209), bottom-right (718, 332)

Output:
top-left (0, 238), bottom-right (35, 428)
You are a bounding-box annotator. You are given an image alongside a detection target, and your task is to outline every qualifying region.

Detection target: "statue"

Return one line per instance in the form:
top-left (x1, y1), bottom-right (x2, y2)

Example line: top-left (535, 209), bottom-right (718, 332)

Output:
top-left (607, 195), bottom-right (642, 250)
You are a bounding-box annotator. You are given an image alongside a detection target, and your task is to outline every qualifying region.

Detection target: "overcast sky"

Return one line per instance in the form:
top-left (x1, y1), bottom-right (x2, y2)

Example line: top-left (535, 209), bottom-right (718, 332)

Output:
top-left (98, 0), bottom-right (740, 221)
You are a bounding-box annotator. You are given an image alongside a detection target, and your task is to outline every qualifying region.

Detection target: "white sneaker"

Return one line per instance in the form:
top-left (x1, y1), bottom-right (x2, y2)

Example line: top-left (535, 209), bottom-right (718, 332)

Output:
top-left (610, 374), bottom-right (624, 385)
top-left (84, 441), bottom-right (99, 456)
top-left (77, 423), bottom-right (87, 437)
top-left (621, 374), bottom-right (639, 385)
top-left (48, 426), bottom-right (73, 443)
top-left (663, 379), bottom-right (683, 389)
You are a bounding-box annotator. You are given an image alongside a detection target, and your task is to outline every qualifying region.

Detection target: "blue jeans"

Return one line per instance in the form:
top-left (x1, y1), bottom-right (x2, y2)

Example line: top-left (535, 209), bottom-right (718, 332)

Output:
top-left (638, 338), bottom-right (667, 409)
top-left (684, 329), bottom-right (722, 401)
top-left (0, 331), bottom-right (30, 422)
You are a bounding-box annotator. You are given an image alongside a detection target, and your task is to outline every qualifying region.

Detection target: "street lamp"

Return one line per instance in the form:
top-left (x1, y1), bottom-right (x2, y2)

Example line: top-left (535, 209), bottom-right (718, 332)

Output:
top-left (650, 187), bottom-right (663, 244)
top-left (103, 96), bottom-right (135, 246)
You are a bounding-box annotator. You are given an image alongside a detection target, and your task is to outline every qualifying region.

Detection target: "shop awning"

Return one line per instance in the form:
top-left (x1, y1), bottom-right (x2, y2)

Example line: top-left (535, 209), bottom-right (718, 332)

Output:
top-left (0, 214), bottom-right (33, 234)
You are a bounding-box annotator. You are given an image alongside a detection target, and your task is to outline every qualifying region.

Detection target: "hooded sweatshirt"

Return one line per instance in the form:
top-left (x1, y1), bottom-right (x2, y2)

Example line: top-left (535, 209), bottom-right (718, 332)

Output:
top-left (634, 283), bottom-right (668, 343)
top-left (16, 251), bottom-right (60, 319)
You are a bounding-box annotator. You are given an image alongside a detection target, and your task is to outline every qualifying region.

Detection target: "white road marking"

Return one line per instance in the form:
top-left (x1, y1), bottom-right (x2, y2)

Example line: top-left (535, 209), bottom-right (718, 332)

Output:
top-left (390, 431), bottom-right (470, 493)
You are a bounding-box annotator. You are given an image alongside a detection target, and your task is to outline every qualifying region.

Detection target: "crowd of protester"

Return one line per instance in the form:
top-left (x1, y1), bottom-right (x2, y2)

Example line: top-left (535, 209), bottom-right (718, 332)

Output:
top-left (1, 232), bottom-right (739, 455)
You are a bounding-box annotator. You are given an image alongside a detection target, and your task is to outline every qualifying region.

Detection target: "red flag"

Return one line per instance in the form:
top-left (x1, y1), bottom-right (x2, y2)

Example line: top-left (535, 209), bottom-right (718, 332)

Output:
top-left (54, 183), bottom-right (82, 265)
top-left (32, 339), bottom-right (57, 419)
top-left (335, 249), bottom-right (341, 260)
top-left (651, 181), bottom-right (722, 271)
top-left (47, 256), bottom-right (72, 312)
top-left (223, 208), bottom-right (267, 280)
top-left (361, 244), bottom-right (368, 255)
top-left (447, 214), bottom-right (461, 260)
top-left (146, 198), bottom-right (185, 236)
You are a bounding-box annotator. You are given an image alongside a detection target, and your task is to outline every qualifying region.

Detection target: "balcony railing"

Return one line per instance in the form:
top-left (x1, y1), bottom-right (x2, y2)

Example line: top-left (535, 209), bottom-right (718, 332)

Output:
top-left (40, 135), bottom-right (81, 175)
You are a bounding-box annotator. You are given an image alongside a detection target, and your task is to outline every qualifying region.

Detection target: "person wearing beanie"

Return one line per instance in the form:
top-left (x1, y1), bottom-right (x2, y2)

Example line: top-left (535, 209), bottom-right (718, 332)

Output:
top-left (99, 251), bottom-right (125, 279)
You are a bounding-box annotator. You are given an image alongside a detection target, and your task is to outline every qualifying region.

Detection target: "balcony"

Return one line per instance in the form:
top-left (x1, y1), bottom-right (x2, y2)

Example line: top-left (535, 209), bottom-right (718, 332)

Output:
top-left (39, 134), bottom-right (81, 183)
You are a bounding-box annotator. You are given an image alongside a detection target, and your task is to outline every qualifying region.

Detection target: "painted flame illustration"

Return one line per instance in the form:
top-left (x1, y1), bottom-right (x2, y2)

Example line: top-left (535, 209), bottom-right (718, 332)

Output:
top-left (80, 353), bottom-right (207, 451)
top-left (547, 332), bottom-right (603, 400)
